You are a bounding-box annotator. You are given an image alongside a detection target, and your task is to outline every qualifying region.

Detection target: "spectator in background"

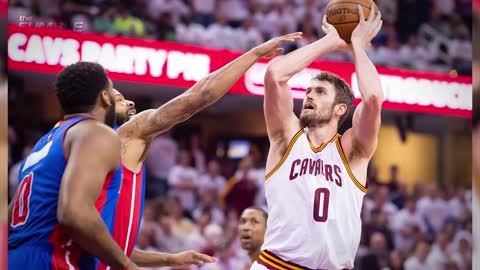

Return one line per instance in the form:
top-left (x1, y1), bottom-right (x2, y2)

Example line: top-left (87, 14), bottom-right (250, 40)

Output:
top-left (146, 131), bottom-right (178, 198)
top-left (8, 144), bottom-right (32, 200)
top-left (198, 160), bottom-right (226, 196)
top-left (386, 250), bottom-right (405, 270)
top-left (93, 7), bottom-right (115, 34)
top-left (417, 184), bottom-right (449, 234)
top-left (155, 12), bottom-right (176, 41)
top-left (398, 34), bottom-right (431, 70)
top-left (375, 0), bottom-right (398, 25)
top-left (200, 241), bottom-right (247, 270)
top-left (386, 165), bottom-right (401, 193)
top-left (363, 208), bottom-right (395, 251)
top-left (218, 0), bottom-right (249, 28)
top-left (449, 25), bottom-right (472, 75)
top-left (391, 197), bottom-right (427, 252)
top-left (147, 0), bottom-right (190, 24)
top-left (447, 186), bottom-right (469, 223)
top-left (175, 13), bottom-right (206, 45)
top-left (153, 205), bottom-right (186, 253)
top-left (360, 232), bottom-right (389, 270)
top-left (112, 5), bottom-right (145, 37)
top-left (200, 224), bottom-right (224, 256)
top-left (450, 237), bottom-right (472, 270)
top-left (193, 191), bottom-right (225, 226)
top-left (190, 0), bottom-right (216, 27)
top-left (427, 231), bottom-right (452, 269)
top-left (238, 207), bottom-right (267, 262)
top-left (168, 150), bottom-right (198, 213)
top-left (205, 12), bottom-right (237, 50)
top-left (404, 240), bottom-right (432, 270)
top-left (191, 134), bottom-right (206, 174)
top-left (238, 18), bottom-right (264, 51)
top-left (391, 182), bottom-right (408, 210)
top-left (221, 156), bottom-right (259, 216)
top-left (8, 0), bottom-right (31, 25)
top-left (293, 0), bottom-right (324, 30)
top-left (364, 186), bottom-right (399, 222)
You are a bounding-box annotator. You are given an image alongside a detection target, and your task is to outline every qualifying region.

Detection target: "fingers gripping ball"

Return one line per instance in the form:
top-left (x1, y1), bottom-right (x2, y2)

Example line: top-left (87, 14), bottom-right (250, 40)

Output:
top-left (326, 0), bottom-right (377, 42)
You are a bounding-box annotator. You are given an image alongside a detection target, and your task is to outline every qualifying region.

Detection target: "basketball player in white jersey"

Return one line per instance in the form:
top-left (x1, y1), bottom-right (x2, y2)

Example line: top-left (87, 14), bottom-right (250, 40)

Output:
top-left (251, 6), bottom-right (383, 270)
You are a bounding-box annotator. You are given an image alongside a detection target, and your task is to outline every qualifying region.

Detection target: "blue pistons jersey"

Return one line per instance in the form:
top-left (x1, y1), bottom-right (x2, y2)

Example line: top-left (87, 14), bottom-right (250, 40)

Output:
top-left (8, 116), bottom-right (123, 270)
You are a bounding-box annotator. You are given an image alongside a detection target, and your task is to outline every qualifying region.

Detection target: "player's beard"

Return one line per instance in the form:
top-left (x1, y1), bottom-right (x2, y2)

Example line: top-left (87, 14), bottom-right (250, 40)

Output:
top-left (300, 105), bottom-right (334, 128)
top-left (115, 112), bottom-right (128, 126)
top-left (105, 95), bottom-right (116, 128)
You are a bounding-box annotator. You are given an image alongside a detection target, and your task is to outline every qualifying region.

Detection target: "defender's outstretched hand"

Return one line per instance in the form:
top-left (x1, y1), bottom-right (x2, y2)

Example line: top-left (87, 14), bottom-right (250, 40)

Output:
top-left (168, 250), bottom-right (217, 267)
top-left (252, 32), bottom-right (303, 58)
top-left (351, 4), bottom-right (383, 49)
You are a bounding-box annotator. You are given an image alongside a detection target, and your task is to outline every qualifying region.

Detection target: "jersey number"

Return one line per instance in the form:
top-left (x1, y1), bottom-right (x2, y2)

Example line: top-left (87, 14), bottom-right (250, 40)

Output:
top-left (313, 188), bottom-right (330, 222)
top-left (11, 173), bottom-right (34, 227)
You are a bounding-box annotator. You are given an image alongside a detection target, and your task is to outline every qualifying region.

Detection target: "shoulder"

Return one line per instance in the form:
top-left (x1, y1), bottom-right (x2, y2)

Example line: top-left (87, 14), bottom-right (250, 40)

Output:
top-left (68, 121), bottom-right (119, 149)
top-left (117, 109), bottom-right (155, 138)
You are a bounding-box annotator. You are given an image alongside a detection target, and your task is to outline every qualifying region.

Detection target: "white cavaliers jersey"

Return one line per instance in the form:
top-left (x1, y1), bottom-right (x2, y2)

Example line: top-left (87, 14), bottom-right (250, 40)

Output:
top-left (261, 129), bottom-right (367, 270)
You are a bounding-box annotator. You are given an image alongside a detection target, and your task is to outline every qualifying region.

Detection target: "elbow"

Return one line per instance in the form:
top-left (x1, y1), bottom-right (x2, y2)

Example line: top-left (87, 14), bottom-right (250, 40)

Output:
top-left (57, 202), bottom-right (79, 229)
top-left (265, 65), bottom-right (288, 84)
top-left (195, 77), bottom-right (214, 106)
top-left (364, 92), bottom-right (384, 110)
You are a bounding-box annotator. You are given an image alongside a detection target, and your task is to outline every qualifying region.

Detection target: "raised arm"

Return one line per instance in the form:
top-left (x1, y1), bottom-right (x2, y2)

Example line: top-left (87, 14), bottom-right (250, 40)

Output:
top-left (348, 6), bottom-right (384, 158)
top-left (57, 121), bottom-right (137, 270)
top-left (263, 26), bottom-right (343, 144)
top-left (118, 33), bottom-right (302, 143)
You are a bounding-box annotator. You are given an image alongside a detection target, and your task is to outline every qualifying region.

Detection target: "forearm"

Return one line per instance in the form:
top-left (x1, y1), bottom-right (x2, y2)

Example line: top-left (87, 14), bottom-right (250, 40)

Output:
top-left (200, 49), bottom-right (261, 103)
top-left (131, 249), bottom-right (172, 267)
top-left (352, 43), bottom-right (384, 103)
top-left (267, 34), bottom-right (338, 82)
top-left (60, 207), bottom-right (128, 270)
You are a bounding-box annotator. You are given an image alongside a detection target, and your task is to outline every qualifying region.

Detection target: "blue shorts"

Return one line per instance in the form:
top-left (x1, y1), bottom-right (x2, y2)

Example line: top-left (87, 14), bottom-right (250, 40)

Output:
top-left (9, 244), bottom-right (54, 270)
top-left (9, 243), bottom-right (96, 270)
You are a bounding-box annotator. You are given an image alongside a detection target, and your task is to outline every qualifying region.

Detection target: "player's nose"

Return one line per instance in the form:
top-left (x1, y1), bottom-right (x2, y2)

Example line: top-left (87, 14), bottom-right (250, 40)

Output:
top-left (127, 100), bottom-right (135, 108)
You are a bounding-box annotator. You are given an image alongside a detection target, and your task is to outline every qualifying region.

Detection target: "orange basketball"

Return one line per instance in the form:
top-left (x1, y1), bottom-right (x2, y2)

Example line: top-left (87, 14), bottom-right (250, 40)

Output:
top-left (325, 0), bottom-right (377, 43)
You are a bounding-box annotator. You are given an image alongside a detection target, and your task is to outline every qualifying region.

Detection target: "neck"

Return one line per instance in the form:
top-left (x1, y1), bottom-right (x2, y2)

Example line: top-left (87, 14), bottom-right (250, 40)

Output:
top-left (305, 123), bottom-right (338, 147)
top-left (248, 249), bottom-right (261, 263)
top-left (64, 108), bottom-right (105, 123)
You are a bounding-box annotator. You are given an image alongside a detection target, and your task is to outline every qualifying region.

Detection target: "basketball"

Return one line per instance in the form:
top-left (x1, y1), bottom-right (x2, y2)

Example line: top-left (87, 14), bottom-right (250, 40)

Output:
top-left (325, 0), bottom-right (377, 43)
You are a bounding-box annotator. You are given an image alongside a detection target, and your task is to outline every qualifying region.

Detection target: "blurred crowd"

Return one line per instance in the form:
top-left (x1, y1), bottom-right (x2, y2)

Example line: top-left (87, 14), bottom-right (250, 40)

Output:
top-left (8, 0), bottom-right (472, 75)
top-left (7, 126), bottom-right (473, 270)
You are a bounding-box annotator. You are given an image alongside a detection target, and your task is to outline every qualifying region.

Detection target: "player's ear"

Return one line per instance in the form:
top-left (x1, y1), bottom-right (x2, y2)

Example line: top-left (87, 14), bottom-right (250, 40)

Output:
top-left (335, 103), bottom-right (347, 117)
top-left (100, 90), bottom-right (112, 108)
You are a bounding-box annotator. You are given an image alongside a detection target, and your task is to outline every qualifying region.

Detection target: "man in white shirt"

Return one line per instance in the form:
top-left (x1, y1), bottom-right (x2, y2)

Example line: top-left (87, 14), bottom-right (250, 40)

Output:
top-left (417, 184), bottom-right (449, 233)
top-left (426, 231), bottom-right (451, 269)
top-left (146, 131), bottom-right (178, 197)
top-left (168, 151), bottom-right (199, 212)
top-left (391, 197), bottom-right (427, 251)
top-left (404, 241), bottom-right (432, 270)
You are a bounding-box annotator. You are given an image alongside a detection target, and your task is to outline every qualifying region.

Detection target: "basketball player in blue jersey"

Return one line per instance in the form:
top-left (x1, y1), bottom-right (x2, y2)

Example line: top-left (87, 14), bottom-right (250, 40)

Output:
top-left (252, 6), bottom-right (383, 270)
top-left (8, 62), bottom-right (140, 270)
top-left (94, 33), bottom-right (304, 269)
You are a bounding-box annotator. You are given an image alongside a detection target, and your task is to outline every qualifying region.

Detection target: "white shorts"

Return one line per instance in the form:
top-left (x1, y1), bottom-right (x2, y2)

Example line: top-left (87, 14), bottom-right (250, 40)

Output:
top-left (250, 261), bottom-right (268, 270)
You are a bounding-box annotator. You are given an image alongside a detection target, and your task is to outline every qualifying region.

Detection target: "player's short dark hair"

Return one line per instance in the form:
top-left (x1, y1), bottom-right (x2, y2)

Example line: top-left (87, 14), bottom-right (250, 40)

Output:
top-left (313, 72), bottom-right (354, 127)
top-left (244, 207), bottom-right (268, 222)
top-left (55, 62), bottom-right (109, 114)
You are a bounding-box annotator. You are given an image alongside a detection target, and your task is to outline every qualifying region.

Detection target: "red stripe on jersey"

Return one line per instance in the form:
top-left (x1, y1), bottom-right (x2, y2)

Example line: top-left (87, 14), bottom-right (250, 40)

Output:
top-left (49, 225), bottom-right (81, 270)
top-left (126, 166), bottom-right (143, 255)
top-left (95, 170), bottom-right (116, 212)
top-left (97, 165), bottom-right (143, 270)
top-left (49, 170), bottom-right (115, 270)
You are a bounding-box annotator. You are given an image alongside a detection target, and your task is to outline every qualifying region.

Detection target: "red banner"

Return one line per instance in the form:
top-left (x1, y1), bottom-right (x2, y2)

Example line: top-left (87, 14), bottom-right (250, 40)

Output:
top-left (7, 24), bottom-right (472, 117)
